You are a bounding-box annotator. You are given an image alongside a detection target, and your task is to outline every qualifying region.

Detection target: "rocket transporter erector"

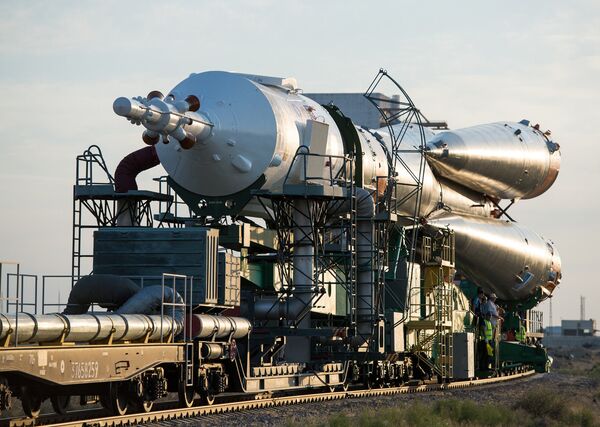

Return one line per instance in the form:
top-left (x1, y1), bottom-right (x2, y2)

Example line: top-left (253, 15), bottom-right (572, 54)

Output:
top-left (113, 71), bottom-right (562, 305)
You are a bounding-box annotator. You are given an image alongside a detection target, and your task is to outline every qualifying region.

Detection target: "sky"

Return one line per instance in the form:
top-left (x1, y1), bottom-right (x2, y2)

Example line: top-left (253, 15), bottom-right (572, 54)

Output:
top-left (0, 1), bottom-right (598, 325)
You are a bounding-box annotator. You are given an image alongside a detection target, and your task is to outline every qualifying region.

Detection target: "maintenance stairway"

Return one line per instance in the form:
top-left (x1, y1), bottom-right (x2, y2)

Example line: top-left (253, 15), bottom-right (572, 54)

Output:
top-left (405, 231), bottom-right (456, 380)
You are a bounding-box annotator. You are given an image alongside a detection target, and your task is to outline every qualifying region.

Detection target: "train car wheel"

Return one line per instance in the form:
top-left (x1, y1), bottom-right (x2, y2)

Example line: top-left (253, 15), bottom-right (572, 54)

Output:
top-left (178, 383), bottom-right (195, 408)
top-left (131, 399), bottom-right (153, 413)
top-left (51, 395), bottom-right (71, 415)
top-left (103, 383), bottom-right (129, 416)
top-left (200, 391), bottom-right (215, 406)
top-left (21, 393), bottom-right (42, 418)
top-left (141, 400), bottom-right (154, 412)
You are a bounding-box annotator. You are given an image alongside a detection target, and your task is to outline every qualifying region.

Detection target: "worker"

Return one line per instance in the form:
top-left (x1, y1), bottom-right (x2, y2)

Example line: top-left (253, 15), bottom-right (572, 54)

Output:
top-left (472, 292), bottom-right (487, 329)
top-left (483, 293), bottom-right (502, 329)
top-left (472, 287), bottom-right (485, 317)
top-left (515, 315), bottom-right (527, 343)
top-left (482, 293), bottom-right (503, 372)
top-left (478, 314), bottom-right (494, 370)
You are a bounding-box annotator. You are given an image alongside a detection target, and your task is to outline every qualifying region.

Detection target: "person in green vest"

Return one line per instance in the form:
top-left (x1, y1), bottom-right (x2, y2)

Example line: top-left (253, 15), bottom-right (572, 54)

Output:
top-left (515, 316), bottom-right (527, 343)
top-left (478, 314), bottom-right (494, 370)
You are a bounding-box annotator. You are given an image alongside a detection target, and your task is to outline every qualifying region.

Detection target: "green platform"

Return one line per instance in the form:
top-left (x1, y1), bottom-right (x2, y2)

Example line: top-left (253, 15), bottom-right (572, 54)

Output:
top-left (499, 340), bottom-right (551, 373)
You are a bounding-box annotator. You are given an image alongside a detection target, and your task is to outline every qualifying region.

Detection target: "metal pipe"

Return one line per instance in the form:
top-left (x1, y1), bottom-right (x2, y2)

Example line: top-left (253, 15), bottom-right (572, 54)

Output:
top-left (113, 146), bottom-right (161, 226)
top-left (286, 199), bottom-right (314, 361)
top-left (116, 285), bottom-right (185, 324)
top-left (0, 313), bottom-right (182, 345)
top-left (201, 342), bottom-right (225, 359)
top-left (356, 187), bottom-right (375, 348)
top-left (189, 314), bottom-right (251, 340)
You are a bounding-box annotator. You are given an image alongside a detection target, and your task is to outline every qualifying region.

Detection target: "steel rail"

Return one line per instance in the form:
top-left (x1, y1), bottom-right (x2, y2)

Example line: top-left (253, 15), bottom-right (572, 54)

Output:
top-left (4, 369), bottom-right (535, 427)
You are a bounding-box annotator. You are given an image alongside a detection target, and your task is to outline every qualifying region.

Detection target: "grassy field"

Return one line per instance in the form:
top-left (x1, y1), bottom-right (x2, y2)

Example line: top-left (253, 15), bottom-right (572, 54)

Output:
top-left (289, 389), bottom-right (596, 427)
top-left (287, 348), bottom-right (600, 427)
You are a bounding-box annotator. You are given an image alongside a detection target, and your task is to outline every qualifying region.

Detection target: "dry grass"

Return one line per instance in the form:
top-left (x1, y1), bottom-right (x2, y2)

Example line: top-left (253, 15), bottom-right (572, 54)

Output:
top-left (288, 387), bottom-right (599, 427)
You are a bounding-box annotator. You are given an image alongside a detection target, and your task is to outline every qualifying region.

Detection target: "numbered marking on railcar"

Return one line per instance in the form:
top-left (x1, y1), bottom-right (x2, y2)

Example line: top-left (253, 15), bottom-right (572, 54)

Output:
top-left (71, 361), bottom-right (99, 379)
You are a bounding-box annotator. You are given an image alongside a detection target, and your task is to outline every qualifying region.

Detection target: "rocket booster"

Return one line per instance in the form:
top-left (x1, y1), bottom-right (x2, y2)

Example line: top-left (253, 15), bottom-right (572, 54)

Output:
top-left (357, 125), bottom-right (495, 221)
top-left (424, 212), bottom-right (561, 302)
top-left (426, 122), bottom-right (560, 200)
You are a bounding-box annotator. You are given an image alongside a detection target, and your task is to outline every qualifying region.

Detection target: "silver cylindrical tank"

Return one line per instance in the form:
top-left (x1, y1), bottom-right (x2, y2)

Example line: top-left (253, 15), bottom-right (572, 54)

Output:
top-left (190, 314), bottom-right (252, 340)
top-left (425, 122), bottom-right (561, 200)
top-left (201, 342), bottom-right (225, 359)
top-left (0, 313), bottom-right (182, 345)
top-left (424, 212), bottom-right (562, 302)
top-left (151, 71), bottom-right (345, 197)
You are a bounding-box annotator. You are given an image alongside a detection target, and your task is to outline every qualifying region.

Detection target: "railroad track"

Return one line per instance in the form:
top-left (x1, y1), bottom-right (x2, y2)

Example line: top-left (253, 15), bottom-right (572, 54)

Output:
top-left (4, 370), bottom-right (535, 427)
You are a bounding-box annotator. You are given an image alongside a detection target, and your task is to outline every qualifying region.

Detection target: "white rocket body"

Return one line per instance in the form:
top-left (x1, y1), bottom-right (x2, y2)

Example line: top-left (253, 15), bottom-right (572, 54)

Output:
top-left (155, 72), bottom-right (345, 197)
top-left (113, 71), bottom-right (562, 303)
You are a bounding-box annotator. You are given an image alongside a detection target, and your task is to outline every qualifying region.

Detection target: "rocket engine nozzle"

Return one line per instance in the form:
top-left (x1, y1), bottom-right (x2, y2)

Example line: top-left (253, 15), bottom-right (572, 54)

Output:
top-left (113, 94), bottom-right (213, 149)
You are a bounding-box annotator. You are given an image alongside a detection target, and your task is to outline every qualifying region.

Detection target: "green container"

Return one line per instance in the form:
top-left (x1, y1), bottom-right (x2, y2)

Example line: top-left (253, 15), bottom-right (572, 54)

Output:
top-left (93, 227), bottom-right (219, 305)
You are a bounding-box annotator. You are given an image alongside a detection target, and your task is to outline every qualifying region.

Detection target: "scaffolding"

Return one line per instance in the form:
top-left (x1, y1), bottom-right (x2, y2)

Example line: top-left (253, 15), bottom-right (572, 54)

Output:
top-left (71, 145), bottom-right (174, 287)
top-left (363, 69), bottom-right (429, 326)
top-left (254, 149), bottom-right (360, 340)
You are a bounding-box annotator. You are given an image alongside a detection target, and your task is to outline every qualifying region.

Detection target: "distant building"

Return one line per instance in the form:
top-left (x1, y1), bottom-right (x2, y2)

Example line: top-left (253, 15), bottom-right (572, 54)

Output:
top-left (544, 326), bottom-right (562, 336)
top-left (543, 319), bottom-right (599, 348)
top-left (561, 319), bottom-right (596, 336)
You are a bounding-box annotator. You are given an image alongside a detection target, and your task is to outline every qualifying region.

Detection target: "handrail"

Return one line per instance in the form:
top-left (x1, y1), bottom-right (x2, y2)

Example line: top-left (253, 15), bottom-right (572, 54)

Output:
top-left (282, 145), bottom-right (353, 190)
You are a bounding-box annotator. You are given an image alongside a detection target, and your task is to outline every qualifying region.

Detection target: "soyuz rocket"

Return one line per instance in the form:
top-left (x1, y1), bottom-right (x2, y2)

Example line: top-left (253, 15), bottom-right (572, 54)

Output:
top-left (113, 71), bottom-right (562, 306)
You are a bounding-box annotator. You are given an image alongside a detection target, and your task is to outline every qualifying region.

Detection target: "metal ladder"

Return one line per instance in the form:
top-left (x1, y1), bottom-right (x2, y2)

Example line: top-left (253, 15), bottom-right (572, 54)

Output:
top-left (348, 185), bottom-right (358, 331)
top-left (434, 278), bottom-right (454, 379)
top-left (71, 146), bottom-right (114, 288)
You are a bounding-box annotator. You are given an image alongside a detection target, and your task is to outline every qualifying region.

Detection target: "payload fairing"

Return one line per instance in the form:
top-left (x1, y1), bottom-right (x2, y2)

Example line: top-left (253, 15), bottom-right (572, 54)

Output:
top-left (113, 71), bottom-right (562, 305)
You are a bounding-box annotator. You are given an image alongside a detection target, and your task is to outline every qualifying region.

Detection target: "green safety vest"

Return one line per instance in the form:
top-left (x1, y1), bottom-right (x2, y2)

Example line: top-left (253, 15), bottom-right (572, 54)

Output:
top-left (480, 319), bottom-right (493, 341)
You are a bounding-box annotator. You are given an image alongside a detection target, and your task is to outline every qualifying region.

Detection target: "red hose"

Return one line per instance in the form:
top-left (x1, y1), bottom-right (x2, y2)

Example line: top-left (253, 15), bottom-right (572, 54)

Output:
top-left (114, 145), bottom-right (160, 192)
